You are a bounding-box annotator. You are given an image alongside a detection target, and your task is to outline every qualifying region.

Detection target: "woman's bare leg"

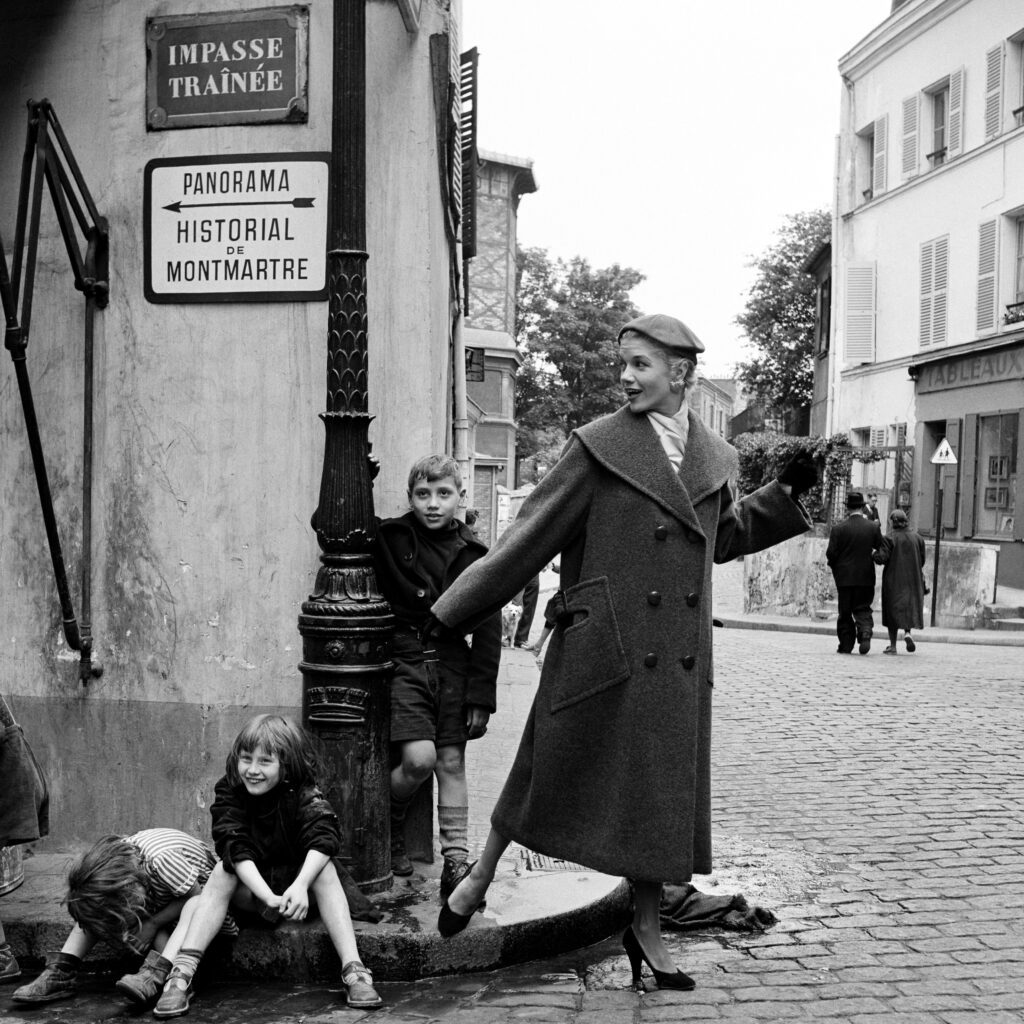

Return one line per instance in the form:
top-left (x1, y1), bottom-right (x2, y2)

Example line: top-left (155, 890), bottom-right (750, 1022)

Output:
top-left (445, 827), bottom-right (510, 914)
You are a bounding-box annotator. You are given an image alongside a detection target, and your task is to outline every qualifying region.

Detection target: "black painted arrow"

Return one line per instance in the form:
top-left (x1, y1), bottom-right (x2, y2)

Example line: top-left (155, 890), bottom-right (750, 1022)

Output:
top-left (163, 198), bottom-right (315, 213)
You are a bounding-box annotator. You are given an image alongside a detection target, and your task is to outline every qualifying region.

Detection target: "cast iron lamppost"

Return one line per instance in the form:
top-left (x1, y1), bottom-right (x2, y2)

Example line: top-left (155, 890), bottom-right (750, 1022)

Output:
top-left (298, 0), bottom-right (394, 894)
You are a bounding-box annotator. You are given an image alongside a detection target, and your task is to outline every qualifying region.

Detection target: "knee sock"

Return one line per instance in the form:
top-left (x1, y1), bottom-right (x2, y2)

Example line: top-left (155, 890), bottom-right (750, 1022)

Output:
top-left (438, 804), bottom-right (469, 863)
top-left (169, 949), bottom-right (203, 982)
top-left (390, 793), bottom-right (414, 849)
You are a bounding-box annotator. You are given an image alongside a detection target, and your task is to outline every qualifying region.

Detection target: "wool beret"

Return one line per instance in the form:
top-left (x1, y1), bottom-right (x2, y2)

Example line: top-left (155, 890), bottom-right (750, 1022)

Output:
top-left (617, 313), bottom-right (705, 355)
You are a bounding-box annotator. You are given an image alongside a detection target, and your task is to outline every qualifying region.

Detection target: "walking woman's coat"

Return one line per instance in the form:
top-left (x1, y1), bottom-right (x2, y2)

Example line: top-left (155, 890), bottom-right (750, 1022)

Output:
top-left (433, 407), bottom-right (811, 883)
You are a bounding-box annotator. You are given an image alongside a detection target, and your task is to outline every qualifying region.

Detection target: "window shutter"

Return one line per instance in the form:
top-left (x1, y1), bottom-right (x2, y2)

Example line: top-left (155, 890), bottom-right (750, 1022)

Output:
top-left (870, 426), bottom-right (887, 448)
top-left (920, 240), bottom-right (934, 347)
top-left (933, 235), bottom-right (949, 346)
top-left (947, 66), bottom-right (965, 158)
top-left (902, 94), bottom-right (919, 178)
top-left (895, 422), bottom-right (907, 446)
top-left (976, 219), bottom-right (998, 333)
top-left (945, 418), bottom-right (964, 532)
top-left (459, 49), bottom-right (479, 261)
top-left (872, 114), bottom-right (888, 195)
top-left (985, 43), bottom-right (1004, 140)
top-left (956, 414), bottom-right (976, 535)
top-left (844, 262), bottom-right (876, 363)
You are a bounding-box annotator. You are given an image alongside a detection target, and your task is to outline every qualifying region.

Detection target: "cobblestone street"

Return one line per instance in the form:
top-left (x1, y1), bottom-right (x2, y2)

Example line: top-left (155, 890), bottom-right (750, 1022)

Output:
top-left (5, 627), bottom-right (1024, 1023)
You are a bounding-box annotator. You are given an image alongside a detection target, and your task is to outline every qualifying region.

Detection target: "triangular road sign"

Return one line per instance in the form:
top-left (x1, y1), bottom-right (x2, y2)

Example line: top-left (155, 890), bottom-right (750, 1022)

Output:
top-left (930, 438), bottom-right (958, 465)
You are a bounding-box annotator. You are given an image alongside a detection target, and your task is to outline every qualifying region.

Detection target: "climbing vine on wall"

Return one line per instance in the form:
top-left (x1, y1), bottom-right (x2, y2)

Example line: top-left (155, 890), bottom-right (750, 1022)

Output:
top-left (732, 431), bottom-right (891, 522)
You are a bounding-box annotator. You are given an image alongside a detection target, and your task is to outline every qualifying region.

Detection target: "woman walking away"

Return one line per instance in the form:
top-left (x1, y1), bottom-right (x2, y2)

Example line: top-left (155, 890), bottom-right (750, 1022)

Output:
top-left (875, 508), bottom-right (926, 653)
top-left (427, 313), bottom-right (816, 992)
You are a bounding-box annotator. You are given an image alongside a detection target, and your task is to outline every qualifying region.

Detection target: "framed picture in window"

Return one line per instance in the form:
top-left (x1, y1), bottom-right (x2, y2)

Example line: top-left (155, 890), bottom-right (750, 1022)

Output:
top-left (984, 486), bottom-right (1010, 510)
top-left (988, 455), bottom-right (1010, 481)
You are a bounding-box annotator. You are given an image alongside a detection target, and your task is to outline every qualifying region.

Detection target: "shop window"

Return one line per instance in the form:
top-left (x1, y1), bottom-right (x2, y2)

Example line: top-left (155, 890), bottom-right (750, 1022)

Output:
top-left (974, 413), bottom-right (1018, 537)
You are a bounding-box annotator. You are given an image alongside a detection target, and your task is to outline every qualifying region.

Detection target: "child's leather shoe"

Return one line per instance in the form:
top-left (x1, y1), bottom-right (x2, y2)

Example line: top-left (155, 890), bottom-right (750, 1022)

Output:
top-left (115, 949), bottom-right (170, 1004)
top-left (11, 958), bottom-right (77, 1003)
top-left (153, 968), bottom-right (193, 1019)
top-left (341, 960), bottom-right (382, 1009)
top-left (0, 942), bottom-right (21, 982)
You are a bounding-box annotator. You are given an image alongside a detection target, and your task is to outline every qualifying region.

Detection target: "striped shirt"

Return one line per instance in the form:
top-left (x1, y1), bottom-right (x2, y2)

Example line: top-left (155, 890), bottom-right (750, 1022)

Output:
top-left (126, 828), bottom-right (238, 937)
top-left (126, 828), bottom-right (215, 910)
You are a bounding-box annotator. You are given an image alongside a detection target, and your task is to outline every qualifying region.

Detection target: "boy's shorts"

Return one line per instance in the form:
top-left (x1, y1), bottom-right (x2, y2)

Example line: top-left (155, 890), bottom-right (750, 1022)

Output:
top-left (390, 627), bottom-right (472, 748)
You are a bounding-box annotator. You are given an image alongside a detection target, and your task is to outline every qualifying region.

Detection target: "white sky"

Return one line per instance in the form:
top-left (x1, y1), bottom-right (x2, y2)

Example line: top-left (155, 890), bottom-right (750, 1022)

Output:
top-left (462, 2), bottom-right (894, 377)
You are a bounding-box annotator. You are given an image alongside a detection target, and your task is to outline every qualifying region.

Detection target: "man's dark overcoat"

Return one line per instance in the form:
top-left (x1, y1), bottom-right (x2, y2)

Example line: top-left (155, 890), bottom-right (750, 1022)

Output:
top-left (826, 513), bottom-right (883, 587)
top-left (433, 406), bottom-right (811, 883)
top-left (877, 529), bottom-right (926, 630)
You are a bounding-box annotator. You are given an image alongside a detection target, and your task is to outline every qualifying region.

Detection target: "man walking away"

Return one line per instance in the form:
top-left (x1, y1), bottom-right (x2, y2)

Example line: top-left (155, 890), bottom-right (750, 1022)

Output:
top-left (827, 491), bottom-right (883, 655)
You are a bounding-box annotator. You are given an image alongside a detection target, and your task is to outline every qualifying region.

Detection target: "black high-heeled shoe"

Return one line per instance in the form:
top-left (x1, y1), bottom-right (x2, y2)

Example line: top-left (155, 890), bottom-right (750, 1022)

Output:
top-left (622, 925), bottom-right (695, 991)
top-left (437, 861), bottom-right (486, 937)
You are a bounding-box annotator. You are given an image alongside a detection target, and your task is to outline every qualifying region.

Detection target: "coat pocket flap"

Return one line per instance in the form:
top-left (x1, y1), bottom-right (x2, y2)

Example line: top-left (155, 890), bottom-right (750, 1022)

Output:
top-left (549, 576), bottom-right (630, 713)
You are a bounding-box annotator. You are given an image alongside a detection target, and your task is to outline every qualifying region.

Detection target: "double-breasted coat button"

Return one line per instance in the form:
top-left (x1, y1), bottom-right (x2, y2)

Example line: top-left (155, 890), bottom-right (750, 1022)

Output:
top-left (686, 592), bottom-right (699, 607)
top-left (403, 553), bottom-right (413, 561)
top-left (644, 653), bottom-right (658, 668)
top-left (416, 589), bottom-right (426, 598)
top-left (685, 529), bottom-right (701, 544)
top-left (681, 655), bottom-right (696, 670)
top-left (654, 525), bottom-right (668, 541)
top-left (647, 591), bottom-right (662, 606)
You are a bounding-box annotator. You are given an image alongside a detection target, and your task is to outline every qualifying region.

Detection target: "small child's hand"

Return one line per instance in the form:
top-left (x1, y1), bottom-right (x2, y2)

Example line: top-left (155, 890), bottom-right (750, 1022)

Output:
top-left (466, 705), bottom-right (490, 739)
top-left (280, 882), bottom-right (310, 921)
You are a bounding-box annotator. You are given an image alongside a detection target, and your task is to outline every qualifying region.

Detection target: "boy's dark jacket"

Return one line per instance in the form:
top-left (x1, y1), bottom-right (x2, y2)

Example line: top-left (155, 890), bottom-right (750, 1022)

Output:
top-left (374, 512), bottom-right (501, 712)
top-left (211, 776), bottom-right (381, 921)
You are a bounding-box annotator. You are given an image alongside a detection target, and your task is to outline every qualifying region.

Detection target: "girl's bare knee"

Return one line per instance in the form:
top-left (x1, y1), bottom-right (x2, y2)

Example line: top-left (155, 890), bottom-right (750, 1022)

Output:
top-left (401, 741), bottom-right (436, 781)
top-left (434, 744), bottom-right (465, 777)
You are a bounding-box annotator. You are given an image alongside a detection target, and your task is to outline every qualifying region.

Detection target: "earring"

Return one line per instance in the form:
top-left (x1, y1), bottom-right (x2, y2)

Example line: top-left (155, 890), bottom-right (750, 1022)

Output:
top-left (670, 381), bottom-right (682, 393)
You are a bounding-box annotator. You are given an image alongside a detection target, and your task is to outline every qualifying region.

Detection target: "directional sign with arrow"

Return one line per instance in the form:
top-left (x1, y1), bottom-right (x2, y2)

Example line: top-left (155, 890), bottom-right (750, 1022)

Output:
top-left (144, 153), bottom-right (329, 303)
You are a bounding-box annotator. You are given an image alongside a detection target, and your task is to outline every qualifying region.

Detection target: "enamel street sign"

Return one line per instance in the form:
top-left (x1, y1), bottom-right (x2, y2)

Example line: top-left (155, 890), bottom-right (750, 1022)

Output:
top-left (144, 153), bottom-right (329, 303)
top-left (930, 438), bottom-right (958, 465)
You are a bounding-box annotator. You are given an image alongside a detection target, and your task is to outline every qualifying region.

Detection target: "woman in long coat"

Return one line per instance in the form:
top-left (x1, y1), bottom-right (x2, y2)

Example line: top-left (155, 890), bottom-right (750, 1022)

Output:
top-left (431, 314), bottom-right (815, 989)
top-left (876, 508), bottom-right (926, 653)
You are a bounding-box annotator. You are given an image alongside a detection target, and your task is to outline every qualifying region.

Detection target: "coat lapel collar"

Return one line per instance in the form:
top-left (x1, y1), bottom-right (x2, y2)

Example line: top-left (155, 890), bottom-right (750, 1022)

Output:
top-left (574, 407), bottom-right (714, 536)
top-left (680, 412), bottom-right (738, 507)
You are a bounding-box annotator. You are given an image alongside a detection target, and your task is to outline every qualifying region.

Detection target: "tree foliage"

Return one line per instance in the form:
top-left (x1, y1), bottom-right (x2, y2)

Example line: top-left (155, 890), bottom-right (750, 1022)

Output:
top-left (514, 247), bottom-right (645, 478)
top-left (735, 210), bottom-right (830, 410)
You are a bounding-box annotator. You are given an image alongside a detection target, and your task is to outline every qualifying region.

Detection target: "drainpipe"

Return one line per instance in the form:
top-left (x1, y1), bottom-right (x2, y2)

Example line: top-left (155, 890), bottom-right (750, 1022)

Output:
top-left (453, 312), bottom-right (471, 505)
top-left (297, 0), bottom-right (394, 894)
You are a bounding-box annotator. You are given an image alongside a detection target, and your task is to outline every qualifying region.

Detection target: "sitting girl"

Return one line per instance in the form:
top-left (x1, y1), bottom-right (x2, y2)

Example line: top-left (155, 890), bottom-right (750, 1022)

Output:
top-left (149, 714), bottom-right (382, 1018)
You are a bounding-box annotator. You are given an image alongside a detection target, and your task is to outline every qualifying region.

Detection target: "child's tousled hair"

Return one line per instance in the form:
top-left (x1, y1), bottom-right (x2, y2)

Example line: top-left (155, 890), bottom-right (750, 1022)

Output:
top-left (225, 713), bottom-right (323, 789)
top-left (406, 454), bottom-right (462, 495)
top-left (64, 835), bottom-right (148, 948)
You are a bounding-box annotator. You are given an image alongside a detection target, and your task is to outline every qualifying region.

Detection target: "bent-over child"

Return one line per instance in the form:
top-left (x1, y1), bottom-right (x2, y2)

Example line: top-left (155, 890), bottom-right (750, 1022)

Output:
top-left (150, 714), bottom-right (381, 1018)
top-left (374, 455), bottom-right (501, 900)
top-left (12, 828), bottom-right (226, 1006)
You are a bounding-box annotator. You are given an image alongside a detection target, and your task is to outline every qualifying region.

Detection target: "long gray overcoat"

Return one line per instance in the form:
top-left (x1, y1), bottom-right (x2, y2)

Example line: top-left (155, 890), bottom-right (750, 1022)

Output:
top-left (433, 406), bottom-right (811, 882)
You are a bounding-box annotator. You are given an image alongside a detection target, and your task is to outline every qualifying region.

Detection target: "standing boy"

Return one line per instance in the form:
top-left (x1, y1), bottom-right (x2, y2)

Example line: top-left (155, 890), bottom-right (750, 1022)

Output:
top-left (826, 491), bottom-right (883, 655)
top-left (374, 455), bottom-right (501, 899)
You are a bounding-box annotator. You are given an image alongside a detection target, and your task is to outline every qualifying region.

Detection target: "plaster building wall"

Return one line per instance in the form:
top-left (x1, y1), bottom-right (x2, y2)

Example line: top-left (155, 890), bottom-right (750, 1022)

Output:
top-left (832, 0), bottom-right (1024, 586)
top-left (0, 0), bottom-right (457, 845)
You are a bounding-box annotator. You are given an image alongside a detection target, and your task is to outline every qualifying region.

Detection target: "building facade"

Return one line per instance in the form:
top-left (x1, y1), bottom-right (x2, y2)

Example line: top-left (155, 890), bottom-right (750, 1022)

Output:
top-left (830, 0), bottom-right (1024, 587)
top-left (463, 149), bottom-right (536, 544)
top-left (0, 0), bottom-right (470, 846)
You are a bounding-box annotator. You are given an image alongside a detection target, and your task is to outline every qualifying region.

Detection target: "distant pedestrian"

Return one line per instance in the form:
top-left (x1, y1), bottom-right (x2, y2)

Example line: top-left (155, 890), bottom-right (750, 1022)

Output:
top-left (150, 715), bottom-right (381, 1018)
top-left (428, 312), bottom-right (814, 992)
top-left (826, 491), bottom-right (883, 655)
top-left (865, 492), bottom-right (881, 522)
top-left (512, 574), bottom-right (540, 648)
top-left (521, 588), bottom-right (563, 666)
top-left (874, 509), bottom-right (926, 654)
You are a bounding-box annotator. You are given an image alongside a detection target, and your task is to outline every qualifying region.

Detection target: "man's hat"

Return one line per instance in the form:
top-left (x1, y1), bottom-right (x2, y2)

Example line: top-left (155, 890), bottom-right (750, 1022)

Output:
top-left (617, 313), bottom-right (705, 356)
top-left (846, 491), bottom-right (866, 509)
